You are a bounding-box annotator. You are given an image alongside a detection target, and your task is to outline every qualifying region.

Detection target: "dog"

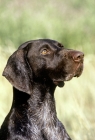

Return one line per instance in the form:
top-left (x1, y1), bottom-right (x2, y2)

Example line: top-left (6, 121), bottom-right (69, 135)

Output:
top-left (0, 39), bottom-right (84, 140)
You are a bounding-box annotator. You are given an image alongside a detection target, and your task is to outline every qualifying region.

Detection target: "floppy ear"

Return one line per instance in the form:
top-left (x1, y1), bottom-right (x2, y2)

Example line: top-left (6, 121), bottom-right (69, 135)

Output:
top-left (2, 45), bottom-right (33, 95)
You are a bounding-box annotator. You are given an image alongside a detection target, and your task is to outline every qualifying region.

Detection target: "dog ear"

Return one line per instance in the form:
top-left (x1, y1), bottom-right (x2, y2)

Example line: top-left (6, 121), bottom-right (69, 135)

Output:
top-left (2, 43), bottom-right (33, 95)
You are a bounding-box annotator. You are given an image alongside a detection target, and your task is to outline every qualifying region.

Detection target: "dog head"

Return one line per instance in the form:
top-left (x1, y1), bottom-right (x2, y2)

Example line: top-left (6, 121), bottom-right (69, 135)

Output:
top-left (3, 39), bottom-right (84, 94)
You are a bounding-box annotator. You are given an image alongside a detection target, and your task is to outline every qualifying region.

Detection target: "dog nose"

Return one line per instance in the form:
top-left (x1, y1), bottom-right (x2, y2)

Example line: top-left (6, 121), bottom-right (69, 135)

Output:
top-left (70, 51), bottom-right (84, 62)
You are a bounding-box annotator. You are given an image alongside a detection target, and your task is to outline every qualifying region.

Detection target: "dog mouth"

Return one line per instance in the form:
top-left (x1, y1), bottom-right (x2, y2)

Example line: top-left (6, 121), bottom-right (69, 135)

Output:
top-left (64, 62), bottom-right (83, 81)
top-left (53, 62), bottom-right (83, 87)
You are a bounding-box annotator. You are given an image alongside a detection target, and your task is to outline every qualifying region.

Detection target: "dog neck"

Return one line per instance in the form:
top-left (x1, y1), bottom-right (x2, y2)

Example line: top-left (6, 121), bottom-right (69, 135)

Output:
top-left (10, 82), bottom-right (70, 139)
top-left (12, 80), bottom-right (57, 120)
top-left (12, 82), bottom-right (58, 137)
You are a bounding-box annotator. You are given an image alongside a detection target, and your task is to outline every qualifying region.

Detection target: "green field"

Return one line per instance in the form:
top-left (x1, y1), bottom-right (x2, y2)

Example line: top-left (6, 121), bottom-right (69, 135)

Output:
top-left (0, 0), bottom-right (95, 139)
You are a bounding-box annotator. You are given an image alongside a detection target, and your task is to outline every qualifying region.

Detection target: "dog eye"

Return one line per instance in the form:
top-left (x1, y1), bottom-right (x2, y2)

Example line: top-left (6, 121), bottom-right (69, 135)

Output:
top-left (41, 49), bottom-right (50, 55)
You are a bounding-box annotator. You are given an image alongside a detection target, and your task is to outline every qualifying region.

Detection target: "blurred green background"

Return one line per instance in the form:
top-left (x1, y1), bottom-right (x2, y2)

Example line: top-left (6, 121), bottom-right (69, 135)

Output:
top-left (0, 0), bottom-right (95, 139)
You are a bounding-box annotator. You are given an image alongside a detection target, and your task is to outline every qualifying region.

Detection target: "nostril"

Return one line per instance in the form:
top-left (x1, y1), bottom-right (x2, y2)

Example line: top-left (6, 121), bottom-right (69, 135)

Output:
top-left (72, 51), bottom-right (84, 62)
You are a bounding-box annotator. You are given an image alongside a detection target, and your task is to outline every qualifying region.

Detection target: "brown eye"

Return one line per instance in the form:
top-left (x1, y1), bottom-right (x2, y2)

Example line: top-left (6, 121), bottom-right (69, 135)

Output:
top-left (41, 49), bottom-right (50, 55)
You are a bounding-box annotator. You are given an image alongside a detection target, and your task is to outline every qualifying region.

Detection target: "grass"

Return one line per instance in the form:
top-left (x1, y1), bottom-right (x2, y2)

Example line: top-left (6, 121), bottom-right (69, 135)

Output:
top-left (0, 47), bottom-right (95, 140)
top-left (0, 0), bottom-right (95, 54)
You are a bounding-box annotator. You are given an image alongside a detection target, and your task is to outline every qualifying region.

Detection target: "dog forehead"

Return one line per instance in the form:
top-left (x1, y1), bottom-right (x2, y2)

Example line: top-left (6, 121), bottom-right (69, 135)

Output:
top-left (34, 40), bottom-right (64, 50)
top-left (27, 40), bottom-right (59, 52)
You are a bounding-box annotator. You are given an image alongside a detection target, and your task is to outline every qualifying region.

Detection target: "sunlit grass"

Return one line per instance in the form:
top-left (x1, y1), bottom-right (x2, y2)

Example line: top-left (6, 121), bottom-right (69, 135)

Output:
top-left (0, 47), bottom-right (95, 140)
top-left (0, 47), bottom-right (15, 121)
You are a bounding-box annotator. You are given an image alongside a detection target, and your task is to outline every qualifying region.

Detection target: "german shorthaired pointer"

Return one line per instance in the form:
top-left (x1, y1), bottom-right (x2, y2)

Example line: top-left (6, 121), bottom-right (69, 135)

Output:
top-left (0, 39), bottom-right (84, 140)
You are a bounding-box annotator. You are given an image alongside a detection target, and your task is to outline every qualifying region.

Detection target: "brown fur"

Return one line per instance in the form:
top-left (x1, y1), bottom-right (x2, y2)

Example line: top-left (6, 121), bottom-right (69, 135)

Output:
top-left (0, 39), bottom-right (84, 140)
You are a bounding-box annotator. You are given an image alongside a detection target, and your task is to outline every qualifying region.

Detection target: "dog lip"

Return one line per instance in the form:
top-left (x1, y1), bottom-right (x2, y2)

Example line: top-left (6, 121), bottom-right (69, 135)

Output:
top-left (75, 62), bottom-right (83, 76)
top-left (64, 74), bottom-right (74, 81)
